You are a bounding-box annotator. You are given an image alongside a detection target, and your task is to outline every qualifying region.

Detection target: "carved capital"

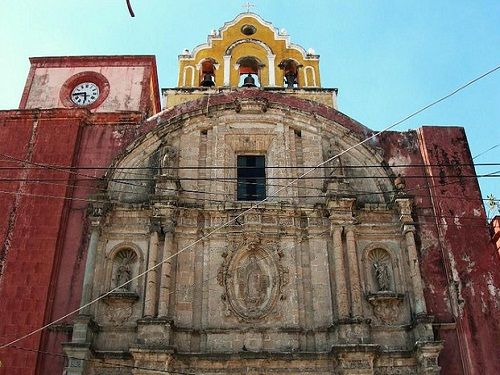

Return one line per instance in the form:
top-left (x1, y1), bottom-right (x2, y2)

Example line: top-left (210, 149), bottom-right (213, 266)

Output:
top-left (327, 196), bottom-right (356, 224)
top-left (149, 218), bottom-right (162, 233)
top-left (87, 195), bottom-right (110, 226)
top-left (395, 198), bottom-right (413, 224)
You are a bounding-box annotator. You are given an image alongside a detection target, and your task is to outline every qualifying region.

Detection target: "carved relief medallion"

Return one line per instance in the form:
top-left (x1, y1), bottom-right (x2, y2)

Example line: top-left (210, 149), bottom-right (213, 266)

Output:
top-left (217, 240), bottom-right (288, 321)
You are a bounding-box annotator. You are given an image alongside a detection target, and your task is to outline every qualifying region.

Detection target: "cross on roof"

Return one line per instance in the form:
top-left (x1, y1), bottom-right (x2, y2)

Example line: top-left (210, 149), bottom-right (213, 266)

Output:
top-left (242, 2), bottom-right (255, 13)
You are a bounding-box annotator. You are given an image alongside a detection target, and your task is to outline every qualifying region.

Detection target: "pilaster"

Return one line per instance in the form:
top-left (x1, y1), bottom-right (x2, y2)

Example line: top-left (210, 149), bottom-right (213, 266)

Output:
top-left (144, 218), bottom-right (161, 317)
top-left (395, 198), bottom-right (433, 341)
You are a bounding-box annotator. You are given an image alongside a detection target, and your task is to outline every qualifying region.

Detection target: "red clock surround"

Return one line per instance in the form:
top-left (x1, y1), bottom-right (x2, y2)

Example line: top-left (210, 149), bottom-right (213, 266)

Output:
top-left (60, 71), bottom-right (110, 109)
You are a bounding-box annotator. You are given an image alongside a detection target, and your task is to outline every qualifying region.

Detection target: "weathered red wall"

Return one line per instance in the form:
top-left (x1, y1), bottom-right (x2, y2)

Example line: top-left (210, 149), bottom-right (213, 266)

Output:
top-left (379, 127), bottom-right (500, 374)
top-left (1, 92), bottom-right (499, 374)
top-left (0, 110), bottom-right (84, 374)
top-left (491, 216), bottom-right (500, 255)
top-left (0, 109), bottom-right (144, 375)
top-left (417, 126), bottom-right (500, 374)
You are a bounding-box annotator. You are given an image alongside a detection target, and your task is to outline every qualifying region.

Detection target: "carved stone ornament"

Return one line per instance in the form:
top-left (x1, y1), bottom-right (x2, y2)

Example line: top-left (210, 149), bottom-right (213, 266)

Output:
top-left (159, 144), bottom-right (178, 177)
top-left (102, 292), bottom-right (139, 325)
top-left (374, 367), bottom-right (417, 375)
top-left (217, 239), bottom-right (289, 322)
top-left (367, 292), bottom-right (405, 325)
top-left (234, 98), bottom-right (269, 114)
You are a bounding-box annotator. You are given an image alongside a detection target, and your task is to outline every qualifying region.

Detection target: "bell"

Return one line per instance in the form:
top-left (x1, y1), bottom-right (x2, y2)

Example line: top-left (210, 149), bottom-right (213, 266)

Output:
top-left (242, 74), bottom-right (257, 87)
top-left (285, 71), bottom-right (297, 88)
top-left (200, 73), bottom-right (215, 87)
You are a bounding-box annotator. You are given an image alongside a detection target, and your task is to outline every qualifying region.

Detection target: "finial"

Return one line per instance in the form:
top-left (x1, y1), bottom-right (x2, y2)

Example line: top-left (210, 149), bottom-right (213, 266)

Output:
top-left (242, 1), bottom-right (255, 13)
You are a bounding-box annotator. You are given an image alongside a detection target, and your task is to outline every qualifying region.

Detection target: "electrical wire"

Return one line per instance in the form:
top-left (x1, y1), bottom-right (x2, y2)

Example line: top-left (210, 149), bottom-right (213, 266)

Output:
top-left (1, 62), bottom-right (499, 351)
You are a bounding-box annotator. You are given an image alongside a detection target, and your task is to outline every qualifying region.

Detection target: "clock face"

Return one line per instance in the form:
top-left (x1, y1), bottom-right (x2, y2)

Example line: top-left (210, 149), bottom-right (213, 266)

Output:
top-left (70, 82), bottom-right (100, 106)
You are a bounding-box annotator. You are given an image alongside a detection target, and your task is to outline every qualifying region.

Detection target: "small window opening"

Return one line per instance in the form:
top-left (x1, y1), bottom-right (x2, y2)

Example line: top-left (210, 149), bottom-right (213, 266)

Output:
top-left (200, 59), bottom-right (216, 87)
top-left (237, 155), bottom-right (266, 201)
top-left (279, 59), bottom-right (301, 88)
top-left (238, 57), bottom-right (262, 87)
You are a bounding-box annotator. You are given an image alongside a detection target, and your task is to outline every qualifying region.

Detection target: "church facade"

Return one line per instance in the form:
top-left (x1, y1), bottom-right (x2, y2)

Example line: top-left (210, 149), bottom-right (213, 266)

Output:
top-left (0, 13), bottom-right (499, 375)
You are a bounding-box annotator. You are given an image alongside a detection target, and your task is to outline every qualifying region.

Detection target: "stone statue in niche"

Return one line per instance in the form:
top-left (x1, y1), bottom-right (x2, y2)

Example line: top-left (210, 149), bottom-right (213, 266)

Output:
top-left (326, 139), bottom-right (344, 178)
top-left (373, 261), bottom-right (390, 291)
top-left (160, 144), bottom-right (178, 177)
top-left (113, 249), bottom-right (137, 291)
top-left (238, 254), bottom-right (269, 309)
top-left (116, 260), bottom-right (132, 290)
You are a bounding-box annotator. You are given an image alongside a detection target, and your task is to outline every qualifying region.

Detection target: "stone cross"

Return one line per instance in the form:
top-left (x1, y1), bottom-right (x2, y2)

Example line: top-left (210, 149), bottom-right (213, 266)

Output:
top-left (242, 2), bottom-right (255, 13)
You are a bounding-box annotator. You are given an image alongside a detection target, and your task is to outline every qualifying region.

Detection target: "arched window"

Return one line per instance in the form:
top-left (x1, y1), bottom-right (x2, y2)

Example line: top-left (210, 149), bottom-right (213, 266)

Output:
top-left (278, 59), bottom-right (301, 88)
top-left (237, 56), bottom-right (263, 87)
top-left (199, 58), bottom-right (217, 87)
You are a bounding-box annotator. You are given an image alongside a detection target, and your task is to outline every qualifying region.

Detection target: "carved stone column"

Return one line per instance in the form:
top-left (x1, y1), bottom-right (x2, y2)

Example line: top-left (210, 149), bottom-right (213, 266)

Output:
top-left (396, 198), bottom-right (435, 342)
top-left (223, 54), bottom-right (231, 86)
top-left (346, 226), bottom-right (362, 318)
top-left (79, 208), bottom-right (104, 315)
top-left (267, 54), bottom-right (276, 86)
top-left (144, 220), bottom-right (160, 317)
top-left (328, 198), bottom-right (355, 320)
top-left (158, 219), bottom-right (175, 317)
top-left (395, 198), bottom-right (427, 315)
top-left (332, 225), bottom-right (348, 319)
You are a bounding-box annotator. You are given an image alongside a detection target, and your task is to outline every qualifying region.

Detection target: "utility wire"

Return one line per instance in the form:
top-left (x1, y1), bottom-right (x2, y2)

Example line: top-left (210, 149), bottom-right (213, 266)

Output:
top-left (1, 162), bottom-right (500, 171)
top-left (1, 63), bottom-right (499, 351)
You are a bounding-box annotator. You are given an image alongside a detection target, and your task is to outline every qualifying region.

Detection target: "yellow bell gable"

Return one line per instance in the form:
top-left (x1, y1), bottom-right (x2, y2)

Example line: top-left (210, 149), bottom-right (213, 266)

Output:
top-left (177, 13), bottom-right (321, 88)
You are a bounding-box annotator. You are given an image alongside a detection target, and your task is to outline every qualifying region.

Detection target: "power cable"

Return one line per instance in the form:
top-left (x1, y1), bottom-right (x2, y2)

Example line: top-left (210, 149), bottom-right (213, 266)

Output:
top-left (1, 62), bottom-right (499, 351)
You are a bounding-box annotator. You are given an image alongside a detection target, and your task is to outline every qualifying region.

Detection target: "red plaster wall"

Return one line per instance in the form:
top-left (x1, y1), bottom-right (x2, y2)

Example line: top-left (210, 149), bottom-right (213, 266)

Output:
top-left (491, 216), bottom-right (500, 255)
top-left (0, 110), bottom-right (84, 375)
top-left (416, 126), bottom-right (500, 374)
top-left (36, 114), bottom-right (145, 375)
top-left (0, 110), bottom-right (145, 375)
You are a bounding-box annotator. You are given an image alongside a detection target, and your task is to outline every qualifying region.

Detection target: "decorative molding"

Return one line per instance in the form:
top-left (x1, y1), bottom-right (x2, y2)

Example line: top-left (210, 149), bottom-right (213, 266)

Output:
top-left (234, 98), bottom-right (269, 113)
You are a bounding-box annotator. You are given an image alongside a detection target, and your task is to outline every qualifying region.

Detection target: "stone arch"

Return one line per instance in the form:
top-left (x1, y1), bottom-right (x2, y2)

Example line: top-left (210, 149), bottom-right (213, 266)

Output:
top-left (278, 58), bottom-right (302, 87)
top-left (105, 92), bottom-right (397, 205)
top-left (197, 58), bottom-right (219, 86)
top-left (225, 38), bottom-right (274, 56)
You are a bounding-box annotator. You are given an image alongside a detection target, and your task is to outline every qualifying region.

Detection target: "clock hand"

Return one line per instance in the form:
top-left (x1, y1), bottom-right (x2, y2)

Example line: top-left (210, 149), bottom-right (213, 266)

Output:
top-left (72, 92), bottom-right (85, 96)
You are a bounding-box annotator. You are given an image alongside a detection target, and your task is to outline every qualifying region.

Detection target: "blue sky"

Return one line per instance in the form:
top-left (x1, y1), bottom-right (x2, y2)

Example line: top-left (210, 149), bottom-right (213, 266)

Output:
top-left (0, 1), bottom-right (499, 212)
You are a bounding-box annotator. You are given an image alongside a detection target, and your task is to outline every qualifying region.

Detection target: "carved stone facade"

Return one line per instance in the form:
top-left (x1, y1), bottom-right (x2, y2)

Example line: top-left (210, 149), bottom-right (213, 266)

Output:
top-left (56, 13), bottom-right (449, 375)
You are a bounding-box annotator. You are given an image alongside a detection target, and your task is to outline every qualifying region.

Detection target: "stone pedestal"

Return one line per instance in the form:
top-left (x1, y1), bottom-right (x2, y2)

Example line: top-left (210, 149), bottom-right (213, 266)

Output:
top-left (415, 341), bottom-right (443, 375)
top-left (335, 318), bottom-right (371, 344)
top-left (61, 342), bottom-right (92, 375)
top-left (333, 344), bottom-right (379, 375)
top-left (130, 347), bottom-right (173, 375)
top-left (62, 315), bottom-right (98, 374)
top-left (136, 318), bottom-right (172, 348)
top-left (412, 314), bottom-right (435, 343)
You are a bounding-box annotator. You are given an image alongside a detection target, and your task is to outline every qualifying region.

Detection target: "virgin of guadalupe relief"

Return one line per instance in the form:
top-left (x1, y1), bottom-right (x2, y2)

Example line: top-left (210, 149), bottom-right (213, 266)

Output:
top-left (218, 242), bottom-right (288, 322)
top-left (237, 254), bottom-right (270, 311)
